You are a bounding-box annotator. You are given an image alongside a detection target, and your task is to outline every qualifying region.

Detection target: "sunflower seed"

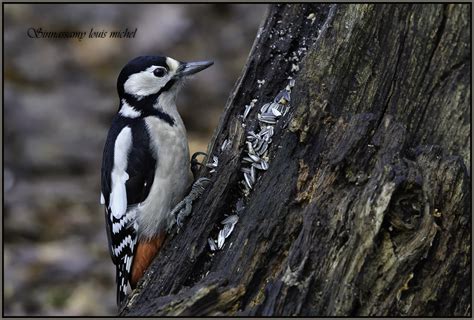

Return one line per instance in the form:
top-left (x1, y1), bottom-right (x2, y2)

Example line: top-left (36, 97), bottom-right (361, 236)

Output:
top-left (251, 137), bottom-right (259, 147)
top-left (252, 162), bottom-right (263, 170)
top-left (259, 114), bottom-right (277, 121)
top-left (208, 238), bottom-right (217, 251)
top-left (260, 103), bottom-right (271, 113)
top-left (252, 162), bottom-right (265, 170)
top-left (250, 166), bottom-right (256, 183)
top-left (239, 81), bottom-right (294, 200)
top-left (218, 229), bottom-right (226, 249)
top-left (261, 112), bottom-right (274, 118)
top-left (259, 118), bottom-right (277, 125)
top-left (253, 138), bottom-right (265, 151)
top-left (247, 141), bottom-right (257, 155)
top-left (271, 107), bottom-right (282, 117)
top-left (243, 104), bottom-right (252, 121)
top-left (244, 172), bottom-right (253, 189)
top-left (259, 109), bottom-right (274, 119)
top-left (241, 167), bottom-right (252, 174)
top-left (256, 142), bottom-right (268, 156)
top-left (221, 215), bottom-right (239, 225)
top-left (221, 139), bottom-right (231, 151)
top-left (260, 126), bottom-right (274, 139)
top-left (267, 126), bottom-right (275, 136)
top-left (275, 90), bottom-right (291, 104)
top-left (261, 131), bottom-right (271, 141)
top-left (248, 131), bottom-right (259, 140)
top-left (206, 156), bottom-right (218, 168)
top-left (222, 223), bottom-right (234, 239)
top-left (242, 156), bottom-right (254, 163)
top-left (223, 224), bottom-right (236, 239)
top-left (274, 90), bottom-right (286, 104)
top-left (248, 153), bottom-right (261, 162)
top-left (259, 126), bottom-right (269, 134)
top-left (270, 102), bottom-right (280, 111)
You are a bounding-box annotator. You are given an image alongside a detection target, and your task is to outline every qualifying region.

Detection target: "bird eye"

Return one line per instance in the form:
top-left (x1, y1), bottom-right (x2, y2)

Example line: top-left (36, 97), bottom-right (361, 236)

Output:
top-left (153, 67), bottom-right (167, 77)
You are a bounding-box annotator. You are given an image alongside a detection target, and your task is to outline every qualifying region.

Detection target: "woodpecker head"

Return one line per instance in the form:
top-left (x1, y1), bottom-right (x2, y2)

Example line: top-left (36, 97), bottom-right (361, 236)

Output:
top-left (116, 55), bottom-right (213, 110)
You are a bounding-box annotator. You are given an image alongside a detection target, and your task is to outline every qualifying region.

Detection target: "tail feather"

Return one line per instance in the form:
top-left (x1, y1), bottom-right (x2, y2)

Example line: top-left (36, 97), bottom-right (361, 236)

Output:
top-left (116, 265), bottom-right (128, 307)
top-left (115, 233), bottom-right (166, 308)
top-left (115, 237), bottom-right (137, 308)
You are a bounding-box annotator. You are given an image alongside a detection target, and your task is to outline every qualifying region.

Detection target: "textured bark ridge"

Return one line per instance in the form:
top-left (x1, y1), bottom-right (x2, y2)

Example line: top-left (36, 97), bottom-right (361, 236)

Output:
top-left (121, 4), bottom-right (471, 316)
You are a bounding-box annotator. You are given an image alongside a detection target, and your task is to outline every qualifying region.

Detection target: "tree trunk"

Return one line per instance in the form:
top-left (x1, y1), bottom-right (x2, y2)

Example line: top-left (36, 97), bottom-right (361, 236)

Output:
top-left (121, 3), bottom-right (471, 316)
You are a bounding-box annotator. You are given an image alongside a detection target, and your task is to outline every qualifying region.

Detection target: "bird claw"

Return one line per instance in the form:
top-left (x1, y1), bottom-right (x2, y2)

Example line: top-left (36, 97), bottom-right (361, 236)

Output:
top-left (171, 177), bottom-right (212, 229)
top-left (175, 201), bottom-right (192, 229)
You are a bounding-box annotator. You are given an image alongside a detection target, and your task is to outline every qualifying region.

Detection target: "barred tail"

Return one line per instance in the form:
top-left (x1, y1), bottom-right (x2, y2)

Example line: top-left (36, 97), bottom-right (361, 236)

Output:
top-left (116, 265), bottom-right (128, 308)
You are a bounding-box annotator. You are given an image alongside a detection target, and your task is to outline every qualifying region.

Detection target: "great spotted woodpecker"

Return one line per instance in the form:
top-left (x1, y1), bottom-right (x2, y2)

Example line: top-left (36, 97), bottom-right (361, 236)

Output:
top-left (100, 55), bottom-right (213, 307)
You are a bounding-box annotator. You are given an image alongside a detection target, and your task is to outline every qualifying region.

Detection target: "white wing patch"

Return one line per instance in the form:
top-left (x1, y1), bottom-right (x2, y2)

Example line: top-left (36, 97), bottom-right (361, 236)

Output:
top-left (100, 192), bottom-right (105, 204)
top-left (110, 126), bottom-right (132, 219)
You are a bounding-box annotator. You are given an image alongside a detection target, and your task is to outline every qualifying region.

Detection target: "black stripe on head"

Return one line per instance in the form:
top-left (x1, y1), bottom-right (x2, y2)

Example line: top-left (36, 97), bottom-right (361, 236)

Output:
top-left (120, 77), bottom-right (176, 126)
top-left (122, 56), bottom-right (168, 74)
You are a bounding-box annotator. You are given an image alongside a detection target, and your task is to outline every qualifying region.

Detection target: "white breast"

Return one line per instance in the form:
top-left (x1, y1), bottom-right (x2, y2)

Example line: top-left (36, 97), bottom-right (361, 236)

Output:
top-left (137, 114), bottom-right (191, 239)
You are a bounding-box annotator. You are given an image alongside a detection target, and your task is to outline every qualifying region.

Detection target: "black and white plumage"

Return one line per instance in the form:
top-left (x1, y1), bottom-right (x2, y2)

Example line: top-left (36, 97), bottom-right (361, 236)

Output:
top-left (100, 56), bottom-right (213, 307)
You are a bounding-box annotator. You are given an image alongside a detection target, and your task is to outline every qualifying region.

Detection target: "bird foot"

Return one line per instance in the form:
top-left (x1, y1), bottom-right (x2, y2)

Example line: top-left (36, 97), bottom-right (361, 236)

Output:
top-left (170, 177), bottom-right (212, 229)
top-left (191, 152), bottom-right (208, 179)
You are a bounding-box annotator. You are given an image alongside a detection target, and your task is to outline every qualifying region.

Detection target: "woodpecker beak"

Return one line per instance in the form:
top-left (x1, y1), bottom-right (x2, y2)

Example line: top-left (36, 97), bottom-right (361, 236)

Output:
top-left (175, 60), bottom-right (214, 78)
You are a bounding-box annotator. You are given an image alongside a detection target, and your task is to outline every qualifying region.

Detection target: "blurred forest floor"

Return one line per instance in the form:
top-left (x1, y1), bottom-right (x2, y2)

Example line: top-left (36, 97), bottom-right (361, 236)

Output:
top-left (3, 4), bottom-right (266, 315)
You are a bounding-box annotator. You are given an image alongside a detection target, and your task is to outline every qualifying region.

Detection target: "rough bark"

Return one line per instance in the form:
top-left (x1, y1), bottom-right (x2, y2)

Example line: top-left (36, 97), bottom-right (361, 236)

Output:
top-left (121, 4), bottom-right (471, 316)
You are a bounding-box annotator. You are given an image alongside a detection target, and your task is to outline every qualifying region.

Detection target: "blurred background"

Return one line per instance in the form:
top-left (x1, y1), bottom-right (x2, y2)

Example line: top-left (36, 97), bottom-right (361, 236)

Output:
top-left (3, 4), bottom-right (267, 316)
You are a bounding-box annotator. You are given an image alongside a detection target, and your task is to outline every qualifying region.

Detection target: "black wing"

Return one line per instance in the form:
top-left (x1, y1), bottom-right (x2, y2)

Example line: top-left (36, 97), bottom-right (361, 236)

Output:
top-left (100, 116), bottom-right (156, 306)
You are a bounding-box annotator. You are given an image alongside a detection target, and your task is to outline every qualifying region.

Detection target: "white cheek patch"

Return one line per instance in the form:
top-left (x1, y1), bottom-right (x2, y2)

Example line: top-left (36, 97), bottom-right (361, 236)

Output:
top-left (124, 66), bottom-right (171, 97)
